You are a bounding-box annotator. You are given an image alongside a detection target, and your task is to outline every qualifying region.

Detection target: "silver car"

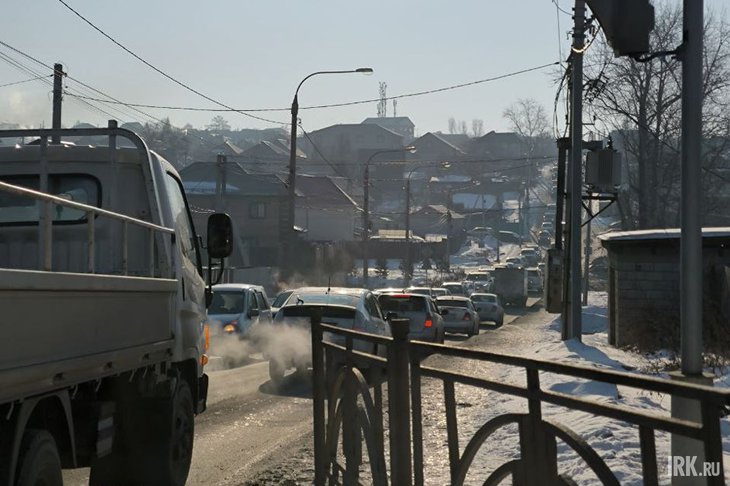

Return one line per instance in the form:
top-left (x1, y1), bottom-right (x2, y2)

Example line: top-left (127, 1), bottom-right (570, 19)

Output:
top-left (208, 284), bottom-right (272, 339)
top-left (377, 293), bottom-right (445, 343)
top-left (470, 293), bottom-right (505, 326)
top-left (268, 287), bottom-right (389, 383)
top-left (435, 296), bottom-right (480, 337)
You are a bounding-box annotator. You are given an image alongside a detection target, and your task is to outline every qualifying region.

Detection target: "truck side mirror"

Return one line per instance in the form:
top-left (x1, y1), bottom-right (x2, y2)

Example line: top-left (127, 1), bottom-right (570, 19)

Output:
top-left (207, 213), bottom-right (233, 259)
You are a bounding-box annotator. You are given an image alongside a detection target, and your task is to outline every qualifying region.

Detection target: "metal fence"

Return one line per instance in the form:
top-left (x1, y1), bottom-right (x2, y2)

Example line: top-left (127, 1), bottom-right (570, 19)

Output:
top-left (310, 314), bottom-right (730, 486)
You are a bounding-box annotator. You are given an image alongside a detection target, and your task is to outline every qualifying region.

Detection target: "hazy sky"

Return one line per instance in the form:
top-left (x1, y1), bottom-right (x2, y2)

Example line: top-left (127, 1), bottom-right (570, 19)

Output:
top-left (1, 0), bottom-right (727, 135)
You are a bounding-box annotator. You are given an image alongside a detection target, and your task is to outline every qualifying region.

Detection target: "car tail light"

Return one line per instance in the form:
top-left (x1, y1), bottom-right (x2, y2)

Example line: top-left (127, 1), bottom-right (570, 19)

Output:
top-left (462, 312), bottom-right (470, 321)
top-left (424, 316), bottom-right (433, 328)
top-left (223, 321), bottom-right (239, 333)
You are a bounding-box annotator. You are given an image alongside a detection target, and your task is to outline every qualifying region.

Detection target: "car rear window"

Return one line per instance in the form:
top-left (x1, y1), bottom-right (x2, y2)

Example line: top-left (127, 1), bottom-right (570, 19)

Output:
top-left (272, 291), bottom-right (292, 307)
top-left (289, 293), bottom-right (359, 307)
top-left (378, 295), bottom-right (427, 312)
top-left (437, 299), bottom-right (468, 308)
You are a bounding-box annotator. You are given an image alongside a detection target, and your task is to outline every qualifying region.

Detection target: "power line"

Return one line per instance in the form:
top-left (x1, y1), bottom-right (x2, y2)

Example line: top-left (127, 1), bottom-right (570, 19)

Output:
top-left (552, 0), bottom-right (572, 16)
top-left (0, 41), bottom-right (163, 124)
top-left (0, 49), bottom-right (124, 122)
top-left (0, 75), bottom-right (52, 88)
top-left (55, 0), bottom-right (287, 126)
top-left (61, 61), bottom-right (561, 113)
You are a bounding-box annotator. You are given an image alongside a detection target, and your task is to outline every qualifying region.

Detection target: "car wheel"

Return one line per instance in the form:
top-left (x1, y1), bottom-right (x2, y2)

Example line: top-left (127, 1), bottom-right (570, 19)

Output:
top-left (269, 359), bottom-right (285, 384)
top-left (496, 318), bottom-right (504, 327)
top-left (15, 430), bottom-right (63, 486)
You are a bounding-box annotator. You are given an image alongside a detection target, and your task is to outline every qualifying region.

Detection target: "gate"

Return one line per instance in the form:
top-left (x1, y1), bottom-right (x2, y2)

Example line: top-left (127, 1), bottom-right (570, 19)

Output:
top-left (310, 314), bottom-right (730, 485)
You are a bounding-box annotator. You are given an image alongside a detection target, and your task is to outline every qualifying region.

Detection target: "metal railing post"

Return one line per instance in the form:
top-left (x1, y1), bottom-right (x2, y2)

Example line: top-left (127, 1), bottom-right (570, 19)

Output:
top-left (310, 311), bottom-right (327, 486)
top-left (410, 354), bottom-right (424, 486)
top-left (86, 211), bottom-right (95, 273)
top-left (387, 318), bottom-right (412, 486)
top-left (122, 221), bottom-right (128, 275)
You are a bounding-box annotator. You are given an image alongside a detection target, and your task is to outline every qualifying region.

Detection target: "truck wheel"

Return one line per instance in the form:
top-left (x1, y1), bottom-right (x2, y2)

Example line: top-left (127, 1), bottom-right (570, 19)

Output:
top-left (269, 359), bottom-right (285, 384)
top-left (15, 430), bottom-right (63, 486)
top-left (150, 380), bottom-right (195, 486)
top-left (91, 380), bottom-right (195, 486)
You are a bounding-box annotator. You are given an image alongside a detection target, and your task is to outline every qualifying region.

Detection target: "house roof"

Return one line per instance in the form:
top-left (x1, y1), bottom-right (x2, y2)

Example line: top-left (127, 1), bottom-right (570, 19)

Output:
top-left (276, 173), bottom-right (359, 208)
top-left (179, 161), bottom-right (286, 196)
top-left (412, 205), bottom-right (465, 219)
top-left (411, 132), bottom-right (465, 155)
top-left (362, 116), bottom-right (415, 129)
top-left (600, 227), bottom-right (730, 246)
top-left (435, 132), bottom-right (471, 150)
top-left (308, 123), bottom-right (404, 140)
top-left (476, 130), bottom-right (522, 143)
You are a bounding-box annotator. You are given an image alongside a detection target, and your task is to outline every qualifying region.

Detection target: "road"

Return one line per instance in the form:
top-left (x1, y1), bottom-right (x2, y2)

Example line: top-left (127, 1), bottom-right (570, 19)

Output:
top-left (63, 302), bottom-right (541, 485)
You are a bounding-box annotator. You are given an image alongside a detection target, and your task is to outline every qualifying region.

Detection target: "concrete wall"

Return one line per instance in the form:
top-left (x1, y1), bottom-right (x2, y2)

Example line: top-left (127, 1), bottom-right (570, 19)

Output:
top-left (605, 241), bottom-right (730, 350)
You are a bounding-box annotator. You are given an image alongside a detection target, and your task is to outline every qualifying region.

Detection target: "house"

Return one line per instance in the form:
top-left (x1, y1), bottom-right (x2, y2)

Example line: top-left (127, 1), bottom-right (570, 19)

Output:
top-left (362, 116), bottom-right (415, 143)
top-left (410, 132), bottom-right (466, 160)
top-left (600, 228), bottom-right (730, 350)
top-left (236, 139), bottom-right (305, 173)
top-left (179, 161), bottom-right (288, 267)
top-left (298, 123), bottom-right (404, 179)
top-left (470, 131), bottom-right (525, 159)
top-left (279, 174), bottom-right (361, 242)
top-left (409, 205), bottom-right (466, 237)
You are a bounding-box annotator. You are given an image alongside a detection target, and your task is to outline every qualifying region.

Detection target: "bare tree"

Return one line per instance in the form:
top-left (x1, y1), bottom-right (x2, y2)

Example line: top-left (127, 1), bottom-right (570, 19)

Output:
top-left (206, 115), bottom-right (230, 132)
top-left (586, 5), bottom-right (730, 228)
top-left (448, 117), bottom-right (457, 134)
top-left (471, 119), bottom-right (484, 138)
top-left (459, 120), bottom-right (468, 135)
top-left (502, 98), bottom-right (550, 139)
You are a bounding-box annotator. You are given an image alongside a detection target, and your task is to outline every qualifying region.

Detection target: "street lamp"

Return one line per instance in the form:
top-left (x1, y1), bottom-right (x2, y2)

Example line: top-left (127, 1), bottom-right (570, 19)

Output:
top-left (404, 161), bottom-right (451, 286)
top-left (285, 67), bottom-right (373, 271)
top-left (362, 146), bottom-right (416, 287)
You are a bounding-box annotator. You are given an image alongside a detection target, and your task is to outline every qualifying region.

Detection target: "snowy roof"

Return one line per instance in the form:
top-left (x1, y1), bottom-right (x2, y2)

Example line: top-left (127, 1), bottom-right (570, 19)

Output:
top-left (600, 227), bottom-right (730, 244)
top-left (429, 175), bottom-right (472, 183)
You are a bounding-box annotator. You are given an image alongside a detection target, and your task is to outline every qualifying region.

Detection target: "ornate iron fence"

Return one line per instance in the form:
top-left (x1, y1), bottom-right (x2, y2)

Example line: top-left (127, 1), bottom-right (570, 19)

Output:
top-left (310, 313), bottom-right (730, 486)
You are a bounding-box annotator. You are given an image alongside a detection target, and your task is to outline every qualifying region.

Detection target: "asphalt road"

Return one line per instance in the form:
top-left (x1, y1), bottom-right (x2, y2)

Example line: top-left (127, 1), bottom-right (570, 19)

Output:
top-left (63, 301), bottom-right (541, 485)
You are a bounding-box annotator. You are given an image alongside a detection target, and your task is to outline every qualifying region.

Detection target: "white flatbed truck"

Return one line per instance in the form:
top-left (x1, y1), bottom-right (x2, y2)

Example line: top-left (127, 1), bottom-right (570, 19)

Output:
top-left (0, 124), bottom-right (232, 486)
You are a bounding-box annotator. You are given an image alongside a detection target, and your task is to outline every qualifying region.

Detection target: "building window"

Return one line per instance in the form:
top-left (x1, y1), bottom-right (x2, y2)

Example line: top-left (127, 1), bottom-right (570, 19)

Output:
top-left (249, 202), bottom-right (266, 219)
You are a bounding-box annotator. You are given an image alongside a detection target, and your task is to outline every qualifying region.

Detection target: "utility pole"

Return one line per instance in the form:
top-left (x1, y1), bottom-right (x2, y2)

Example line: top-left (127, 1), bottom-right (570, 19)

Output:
top-left (362, 163), bottom-right (371, 287)
top-left (445, 210), bottom-right (452, 272)
top-left (582, 203), bottom-right (591, 305)
top-left (567, 0), bottom-right (586, 341)
top-left (404, 177), bottom-right (412, 286)
top-left (52, 63), bottom-right (64, 144)
top-left (672, 2), bottom-right (709, 483)
top-left (216, 154), bottom-right (226, 211)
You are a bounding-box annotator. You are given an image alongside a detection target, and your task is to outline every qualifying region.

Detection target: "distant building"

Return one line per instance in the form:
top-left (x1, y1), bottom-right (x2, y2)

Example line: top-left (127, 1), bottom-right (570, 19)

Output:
top-left (179, 161), bottom-right (288, 267)
top-left (277, 174), bottom-right (361, 242)
top-left (600, 227), bottom-right (730, 350)
top-left (362, 117), bottom-right (415, 143)
top-left (299, 123), bottom-right (404, 179)
top-left (470, 131), bottom-right (525, 159)
top-left (410, 132), bottom-right (465, 160)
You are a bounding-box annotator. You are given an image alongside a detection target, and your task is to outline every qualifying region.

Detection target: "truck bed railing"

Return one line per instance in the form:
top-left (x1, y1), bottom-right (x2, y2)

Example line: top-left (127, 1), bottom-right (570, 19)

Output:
top-left (0, 180), bottom-right (174, 276)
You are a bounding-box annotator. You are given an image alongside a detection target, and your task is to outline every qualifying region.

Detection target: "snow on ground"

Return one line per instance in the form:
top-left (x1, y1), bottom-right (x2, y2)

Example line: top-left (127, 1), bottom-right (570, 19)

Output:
top-left (415, 291), bottom-right (730, 485)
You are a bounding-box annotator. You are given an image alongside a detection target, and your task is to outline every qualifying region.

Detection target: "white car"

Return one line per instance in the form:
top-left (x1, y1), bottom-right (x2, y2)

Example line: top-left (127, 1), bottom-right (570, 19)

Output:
top-left (267, 287), bottom-right (390, 383)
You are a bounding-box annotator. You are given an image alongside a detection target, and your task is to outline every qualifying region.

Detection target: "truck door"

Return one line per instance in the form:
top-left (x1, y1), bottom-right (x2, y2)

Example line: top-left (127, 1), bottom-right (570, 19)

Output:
top-left (164, 173), bottom-right (206, 360)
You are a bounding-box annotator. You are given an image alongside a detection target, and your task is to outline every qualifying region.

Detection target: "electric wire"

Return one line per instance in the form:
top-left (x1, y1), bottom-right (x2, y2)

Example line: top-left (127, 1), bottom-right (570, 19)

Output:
top-left (55, 0), bottom-right (287, 126)
top-left (0, 75), bottom-right (52, 89)
top-left (0, 49), bottom-right (122, 121)
top-left (61, 62), bottom-right (561, 113)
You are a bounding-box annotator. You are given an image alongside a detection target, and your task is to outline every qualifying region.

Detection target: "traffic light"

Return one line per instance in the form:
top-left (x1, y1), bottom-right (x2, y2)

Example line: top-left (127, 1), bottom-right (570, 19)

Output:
top-left (586, 0), bottom-right (655, 58)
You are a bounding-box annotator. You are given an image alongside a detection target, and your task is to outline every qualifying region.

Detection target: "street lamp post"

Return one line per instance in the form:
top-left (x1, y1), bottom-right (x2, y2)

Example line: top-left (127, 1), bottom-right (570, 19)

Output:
top-left (362, 146), bottom-right (415, 288)
top-left (404, 162), bottom-right (450, 286)
top-left (285, 67), bottom-right (373, 272)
